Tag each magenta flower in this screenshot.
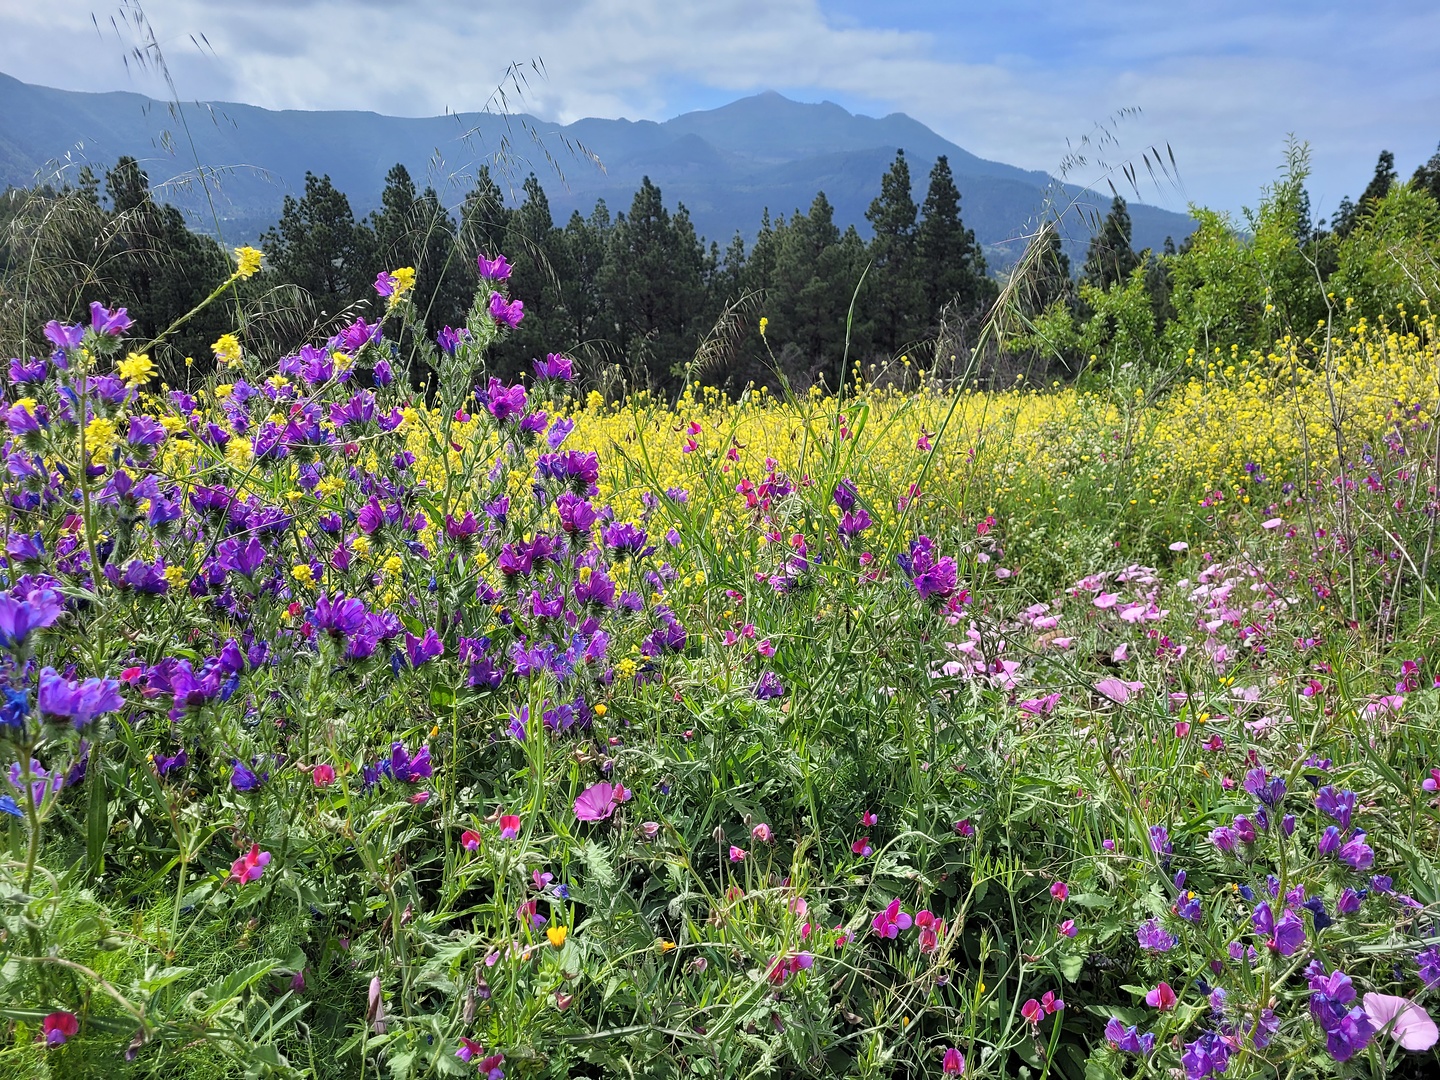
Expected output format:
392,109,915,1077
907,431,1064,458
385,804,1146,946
1018,692,1061,715
870,898,913,939
89,301,133,335
41,1011,78,1046
1050,881,1069,901
1095,677,1143,705
942,1047,965,1075
1059,918,1077,937
498,814,522,839
1145,982,1177,1010
461,829,481,851
230,844,271,885
476,253,512,280
574,781,627,822
488,292,524,328
728,845,747,862
851,836,873,858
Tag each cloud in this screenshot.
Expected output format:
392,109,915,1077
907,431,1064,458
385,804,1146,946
3,0,1438,216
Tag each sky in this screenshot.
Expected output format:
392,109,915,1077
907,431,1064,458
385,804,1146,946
1,0,1437,219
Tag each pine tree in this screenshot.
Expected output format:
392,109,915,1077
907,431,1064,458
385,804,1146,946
915,155,995,329
1081,196,1140,290
1412,144,1440,205
262,172,375,322
1334,151,1399,237
865,150,924,356
558,202,612,349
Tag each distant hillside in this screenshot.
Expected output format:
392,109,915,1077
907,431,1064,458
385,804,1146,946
0,73,1194,267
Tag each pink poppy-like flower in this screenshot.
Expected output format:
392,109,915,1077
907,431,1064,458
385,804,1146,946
751,823,773,842
1050,881,1069,901
729,845,747,862
574,781,628,822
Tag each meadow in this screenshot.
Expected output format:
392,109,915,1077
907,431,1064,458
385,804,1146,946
0,210,1439,1080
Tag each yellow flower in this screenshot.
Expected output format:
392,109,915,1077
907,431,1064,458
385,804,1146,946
85,417,118,457
546,926,568,948
759,316,769,337
233,246,263,279
658,939,677,952
214,384,234,399
159,415,186,435
117,351,156,387
387,267,416,306
351,536,371,557
292,564,315,586
225,437,253,468
383,555,404,577
212,333,243,367
593,703,607,717
163,566,186,589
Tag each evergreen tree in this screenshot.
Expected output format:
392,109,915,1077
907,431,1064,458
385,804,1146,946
1412,144,1440,205
1334,151,1399,238
770,192,868,371
495,173,565,374
915,155,995,329
558,202,612,350
458,166,512,264
103,156,230,375
598,177,706,391
865,150,924,356
262,172,375,321
1081,196,1140,290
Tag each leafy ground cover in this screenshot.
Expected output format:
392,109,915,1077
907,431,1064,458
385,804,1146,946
0,249,1438,1079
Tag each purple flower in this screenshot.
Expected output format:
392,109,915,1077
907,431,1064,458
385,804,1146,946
1136,917,1176,952
217,536,267,578
10,356,47,382
230,760,265,792
1315,786,1356,831
1181,1032,1230,1079
1243,766,1286,807
1104,1018,1156,1055
482,377,528,422
0,587,65,651
89,302,134,335
1318,824,1342,857
533,353,574,380
754,671,785,700
1338,833,1374,871
1416,945,1440,990
1268,908,1306,955
870,898,913,939
488,292,524,328
546,417,575,450
1209,825,1239,853
314,594,367,638
556,493,597,534
1336,887,1363,915
37,668,123,732
43,321,85,352
404,629,443,668
898,536,958,601
436,326,467,355
476,253,512,281
390,742,432,783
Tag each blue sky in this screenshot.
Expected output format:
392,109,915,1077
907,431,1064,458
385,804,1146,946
2,0,1437,219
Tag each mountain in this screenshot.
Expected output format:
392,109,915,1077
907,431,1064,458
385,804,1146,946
0,73,1194,267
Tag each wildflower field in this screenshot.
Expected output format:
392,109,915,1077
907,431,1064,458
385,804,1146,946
1,239,1439,1080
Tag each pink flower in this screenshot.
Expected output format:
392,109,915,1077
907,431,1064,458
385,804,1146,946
1018,692,1061,716
1096,677,1144,705
1050,881,1069,901
1058,918,1078,937
954,818,974,837
729,845,747,862
1422,768,1440,793
942,1047,965,1075
1145,981,1177,1010
860,810,878,826
498,814,522,839
1362,993,1438,1051
461,829,481,851
1021,998,1043,1025
757,639,775,658
41,1011,78,1046
312,763,336,787
1174,721,1192,738
851,836,873,857
1041,990,1064,1014
870,898,913,938
574,782,625,822
640,821,660,839
230,844,271,885
751,823,773,842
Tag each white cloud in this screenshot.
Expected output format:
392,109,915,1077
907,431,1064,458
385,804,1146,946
2,0,1437,215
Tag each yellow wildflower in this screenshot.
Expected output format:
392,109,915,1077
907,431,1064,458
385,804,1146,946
292,564,315,586
85,417,118,457
163,566,186,589
233,246,263,279
117,351,156,387
546,926,568,948
212,334,243,367
225,437,253,468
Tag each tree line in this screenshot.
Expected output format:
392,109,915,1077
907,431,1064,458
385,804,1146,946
4,139,1439,391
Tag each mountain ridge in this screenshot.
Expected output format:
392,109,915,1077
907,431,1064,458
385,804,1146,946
0,71,1194,264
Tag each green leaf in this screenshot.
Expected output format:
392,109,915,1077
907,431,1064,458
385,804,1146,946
86,761,108,880
1057,953,1084,982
